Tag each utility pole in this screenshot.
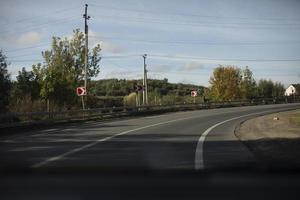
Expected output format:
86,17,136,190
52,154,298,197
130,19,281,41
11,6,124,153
143,54,148,105
83,4,90,109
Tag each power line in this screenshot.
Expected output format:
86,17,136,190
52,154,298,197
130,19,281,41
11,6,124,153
97,54,300,62
9,59,43,62
0,6,81,26
91,14,300,30
92,13,300,26
6,54,42,59
8,54,300,63
103,60,142,80
3,43,50,53
148,54,300,62
104,59,134,71
89,35,300,46
101,54,142,59
150,71,209,76
89,3,300,22
100,54,300,62
0,15,79,35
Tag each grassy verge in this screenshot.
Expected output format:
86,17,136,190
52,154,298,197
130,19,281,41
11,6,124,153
289,113,300,126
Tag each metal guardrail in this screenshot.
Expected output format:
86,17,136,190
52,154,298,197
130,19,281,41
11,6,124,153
0,97,299,127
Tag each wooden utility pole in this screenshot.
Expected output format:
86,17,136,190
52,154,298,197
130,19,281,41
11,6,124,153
143,54,148,105
83,4,90,109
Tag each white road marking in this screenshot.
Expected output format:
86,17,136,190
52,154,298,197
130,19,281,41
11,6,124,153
39,128,58,133
28,105,299,169
32,116,196,168
194,110,277,170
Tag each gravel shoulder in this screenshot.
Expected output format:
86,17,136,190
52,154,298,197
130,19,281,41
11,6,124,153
235,109,300,169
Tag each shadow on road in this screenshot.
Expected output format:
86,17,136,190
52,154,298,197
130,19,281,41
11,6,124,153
1,131,300,172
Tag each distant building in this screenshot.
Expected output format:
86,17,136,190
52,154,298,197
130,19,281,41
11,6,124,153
285,84,300,96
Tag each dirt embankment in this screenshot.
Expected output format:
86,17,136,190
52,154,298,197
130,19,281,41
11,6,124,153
235,109,300,169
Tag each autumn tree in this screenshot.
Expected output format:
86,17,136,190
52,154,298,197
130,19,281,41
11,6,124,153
209,65,242,101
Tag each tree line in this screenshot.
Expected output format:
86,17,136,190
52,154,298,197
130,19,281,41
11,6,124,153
0,29,288,114
207,65,285,101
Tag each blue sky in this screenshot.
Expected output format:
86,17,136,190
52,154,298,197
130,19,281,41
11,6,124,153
0,0,300,86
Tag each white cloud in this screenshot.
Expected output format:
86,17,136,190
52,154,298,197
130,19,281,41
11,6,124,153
100,41,123,54
0,31,43,47
150,64,172,72
15,32,42,46
148,54,222,65
179,62,204,71
89,30,124,54
104,70,142,79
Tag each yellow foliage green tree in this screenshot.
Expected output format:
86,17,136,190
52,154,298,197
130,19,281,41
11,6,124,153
209,65,242,101
124,92,137,107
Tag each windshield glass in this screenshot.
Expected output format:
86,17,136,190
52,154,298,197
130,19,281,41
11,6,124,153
0,0,300,174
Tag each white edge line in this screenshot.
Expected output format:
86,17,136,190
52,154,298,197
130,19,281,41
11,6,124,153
32,116,195,168
194,110,276,170
32,106,298,169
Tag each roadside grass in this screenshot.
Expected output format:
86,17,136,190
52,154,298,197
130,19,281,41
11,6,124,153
289,112,300,126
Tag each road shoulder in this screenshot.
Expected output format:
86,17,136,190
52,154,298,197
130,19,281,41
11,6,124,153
235,109,300,169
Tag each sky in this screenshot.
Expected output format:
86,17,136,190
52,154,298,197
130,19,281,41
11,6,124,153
0,0,300,87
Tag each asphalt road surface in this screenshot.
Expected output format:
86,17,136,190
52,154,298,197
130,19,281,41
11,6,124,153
1,103,300,171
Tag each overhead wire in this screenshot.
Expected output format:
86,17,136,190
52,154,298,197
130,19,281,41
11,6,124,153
91,13,300,30
89,35,300,46
0,5,81,26
148,54,300,62
3,42,50,53
0,15,80,35
3,4,300,65
91,12,300,26
103,59,137,71
89,3,300,22
8,59,44,62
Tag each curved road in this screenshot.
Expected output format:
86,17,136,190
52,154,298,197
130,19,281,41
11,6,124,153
1,103,299,171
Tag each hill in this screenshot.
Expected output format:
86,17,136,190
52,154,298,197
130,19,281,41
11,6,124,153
88,78,206,108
